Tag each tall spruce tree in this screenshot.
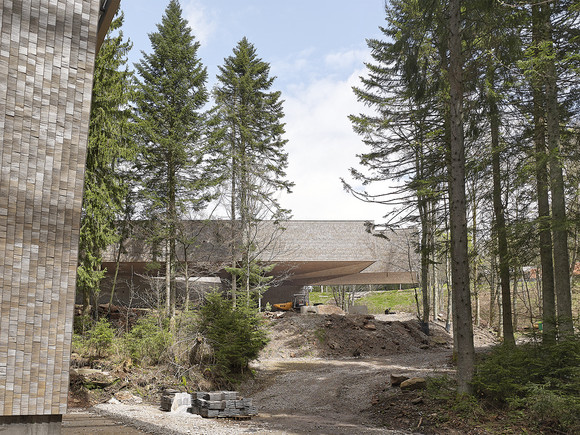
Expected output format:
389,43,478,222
517,0,580,338
210,37,293,306
448,0,475,393
78,13,134,318
133,0,218,316
347,0,448,333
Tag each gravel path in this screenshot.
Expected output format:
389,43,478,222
86,313,496,435
92,401,415,434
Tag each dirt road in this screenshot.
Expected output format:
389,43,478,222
87,312,485,434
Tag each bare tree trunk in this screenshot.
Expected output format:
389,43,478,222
542,2,573,336
497,286,503,338
489,253,496,328
108,237,125,310
471,188,480,327
448,0,474,393
184,259,190,311
512,273,518,332
489,68,515,346
444,196,452,333
532,5,556,342
432,248,438,321
532,4,556,343
165,239,171,313
230,166,237,307
419,195,430,334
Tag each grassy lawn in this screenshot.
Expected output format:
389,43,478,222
309,288,418,314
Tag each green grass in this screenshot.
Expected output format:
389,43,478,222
355,289,417,314
308,289,418,314
308,292,334,305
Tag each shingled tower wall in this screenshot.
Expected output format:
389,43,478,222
0,0,101,430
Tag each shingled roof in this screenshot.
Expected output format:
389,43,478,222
103,220,419,286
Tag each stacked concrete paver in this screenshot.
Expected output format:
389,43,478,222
162,391,258,418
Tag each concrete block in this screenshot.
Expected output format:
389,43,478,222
203,392,222,401
221,391,237,400
199,408,219,418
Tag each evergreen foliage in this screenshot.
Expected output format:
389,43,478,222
86,318,116,358
210,37,293,303
472,338,580,433
78,13,134,316
198,292,268,378
133,0,220,314
125,315,173,366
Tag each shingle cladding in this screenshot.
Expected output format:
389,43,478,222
104,220,417,277
260,220,415,272
0,0,98,416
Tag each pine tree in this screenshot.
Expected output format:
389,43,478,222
517,0,580,338
210,37,293,306
133,0,218,316
78,13,134,318
448,0,475,394
347,0,449,333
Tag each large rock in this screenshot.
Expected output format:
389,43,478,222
390,374,409,386
400,377,427,391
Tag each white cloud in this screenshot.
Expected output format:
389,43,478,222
270,48,317,83
324,48,370,71
280,67,393,222
183,0,217,45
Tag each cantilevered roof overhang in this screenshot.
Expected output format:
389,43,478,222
104,220,419,287
97,0,121,51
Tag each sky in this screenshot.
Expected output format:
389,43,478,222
120,0,392,223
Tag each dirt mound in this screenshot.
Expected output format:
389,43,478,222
260,312,452,359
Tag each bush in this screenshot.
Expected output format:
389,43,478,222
125,315,173,366
516,385,580,434
86,318,115,358
198,292,269,378
473,336,580,432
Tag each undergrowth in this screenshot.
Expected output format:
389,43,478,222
471,336,580,434
72,294,270,391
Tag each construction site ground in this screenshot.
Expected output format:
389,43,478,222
68,311,499,434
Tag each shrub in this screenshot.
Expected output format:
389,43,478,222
86,318,115,358
473,336,580,432
517,385,580,434
125,315,173,366
198,292,269,378
71,317,115,358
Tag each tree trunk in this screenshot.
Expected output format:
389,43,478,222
512,273,518,332
184,257,190,311
108,237,124,308
448,0,474,393
532,5,556,343
489,253,496,328
419,194,430,334
489,70,515,346
231,149,237,307
542,2,574,336
432,246,438,321
472,189,480,327
165,239,171,313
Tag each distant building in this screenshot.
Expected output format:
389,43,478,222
96,220,419,307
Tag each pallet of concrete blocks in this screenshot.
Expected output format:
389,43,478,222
190,391,258,418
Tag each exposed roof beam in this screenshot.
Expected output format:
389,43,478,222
96,0,121,52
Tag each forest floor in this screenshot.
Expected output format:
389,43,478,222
68,311,548,434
